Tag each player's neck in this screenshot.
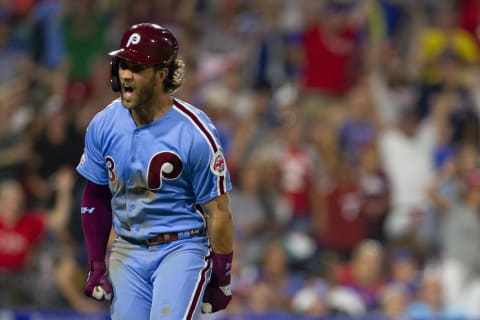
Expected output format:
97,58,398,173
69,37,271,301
131,95,173,126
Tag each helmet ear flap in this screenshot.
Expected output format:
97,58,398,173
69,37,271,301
110,57,121,92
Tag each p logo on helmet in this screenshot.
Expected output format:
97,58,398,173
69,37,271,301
126,33,141,47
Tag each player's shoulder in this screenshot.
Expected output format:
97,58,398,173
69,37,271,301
89,98,124,126
171,98,224,156
172,97,209,118
171,97,214,127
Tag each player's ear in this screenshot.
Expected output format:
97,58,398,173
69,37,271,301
155,67,169,82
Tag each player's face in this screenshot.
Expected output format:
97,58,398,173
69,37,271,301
118,59,158,110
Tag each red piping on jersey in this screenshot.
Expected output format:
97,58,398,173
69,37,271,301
173,100,226,194
185,253,211,319
174,100,218,153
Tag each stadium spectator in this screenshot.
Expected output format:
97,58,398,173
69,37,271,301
245,280,278,315
316,153,367,257
377,282,409,319
439,170,480,316
254,239,305,312
300,0,366,98
0,10,33,86
199,65,241,164
338,83,378,167
291,278,329,316
405,267,466,319
0,80,32,182
245,0,301,91
386,247,421,298
456,143,480,178
72,57,117,133
357,142,391,243
413,0,480,86
229,164,268,266
25,108,82,208
370,62,451,253
308,105,343,191
228,82,280,177
23,0,67,108
62,0,109,107
274,111,318,232
336,239,385,311
425,140,458,253
55,247,110,313
0,167,74,307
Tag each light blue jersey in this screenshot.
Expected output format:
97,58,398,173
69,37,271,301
77,97,232,240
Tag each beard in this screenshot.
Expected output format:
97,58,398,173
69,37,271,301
121,76,156,111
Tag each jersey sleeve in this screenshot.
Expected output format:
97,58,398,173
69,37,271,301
76,118,109,185
188,125,232,205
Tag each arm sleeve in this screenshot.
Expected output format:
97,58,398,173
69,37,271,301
77,119,109,185
81,180,113,263
188,128,232,204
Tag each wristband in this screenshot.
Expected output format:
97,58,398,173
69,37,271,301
89,261,107,272
211,251,233,286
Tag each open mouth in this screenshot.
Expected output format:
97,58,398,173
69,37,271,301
122,83,135,99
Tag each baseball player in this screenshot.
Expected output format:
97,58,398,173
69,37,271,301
76,23,234,319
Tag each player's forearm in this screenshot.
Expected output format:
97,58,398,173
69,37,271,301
207,210,234,254
204,193,234,254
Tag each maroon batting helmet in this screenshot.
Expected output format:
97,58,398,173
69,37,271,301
109,23,178,65
109,23,178,92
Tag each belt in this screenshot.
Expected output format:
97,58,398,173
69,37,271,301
120,228,206,246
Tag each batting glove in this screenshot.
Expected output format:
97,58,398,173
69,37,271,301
202,272,232,313
85,261,112,301
201,251,233,313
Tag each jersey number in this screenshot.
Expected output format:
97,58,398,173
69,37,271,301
147,151,183,190
106,156,116,182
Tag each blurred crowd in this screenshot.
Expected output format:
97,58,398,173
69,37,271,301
1,0,480,318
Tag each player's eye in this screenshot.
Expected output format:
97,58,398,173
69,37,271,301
119,60,149,73
118,60,128,70
130,64,149,72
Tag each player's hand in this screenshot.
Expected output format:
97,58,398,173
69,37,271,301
85,261,112,301
201,272,232,313
201,251,233,313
